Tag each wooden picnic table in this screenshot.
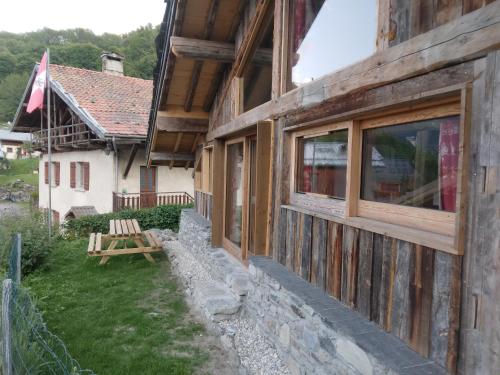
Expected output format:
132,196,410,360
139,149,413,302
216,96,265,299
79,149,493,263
87,219,163,265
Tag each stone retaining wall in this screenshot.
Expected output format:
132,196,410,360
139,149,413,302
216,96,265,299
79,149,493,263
177,209,446,375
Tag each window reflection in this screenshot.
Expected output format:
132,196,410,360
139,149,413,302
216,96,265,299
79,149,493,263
361,116,460,212
290,0,377,88
225,143,244,247
297,129,348,199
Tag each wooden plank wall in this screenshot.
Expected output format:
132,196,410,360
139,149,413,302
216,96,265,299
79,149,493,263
277,206,462,372
389,0,495,47
194,190,213,220
458,51,500,375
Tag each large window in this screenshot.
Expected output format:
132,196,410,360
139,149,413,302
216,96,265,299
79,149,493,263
361,116,460,213
289,101,465,246
243,3,274,112
296,129,348,198
288,0,377,90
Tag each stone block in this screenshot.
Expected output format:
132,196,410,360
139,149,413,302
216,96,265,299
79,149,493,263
279,323,291,348
336,338,373,375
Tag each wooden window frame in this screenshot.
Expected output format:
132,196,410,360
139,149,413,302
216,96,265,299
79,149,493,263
290,121,351,217
351,102,462,238
287,96,469,255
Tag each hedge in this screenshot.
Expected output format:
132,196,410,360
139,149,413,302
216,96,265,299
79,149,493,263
63,204,192,238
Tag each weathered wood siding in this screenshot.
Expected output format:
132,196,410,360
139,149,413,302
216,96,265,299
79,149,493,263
389,0,495,47
194,190,213,221
277,206,461,372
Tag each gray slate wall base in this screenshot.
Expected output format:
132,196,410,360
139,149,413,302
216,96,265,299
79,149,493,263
248,257,449,375
177,209,447,375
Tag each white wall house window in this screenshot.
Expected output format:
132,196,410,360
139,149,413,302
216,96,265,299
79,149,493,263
70,161,89,191
76,162,85,190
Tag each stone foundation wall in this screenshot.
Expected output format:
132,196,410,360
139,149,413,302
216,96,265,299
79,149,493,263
178,209,244,286
177,209,446,375
247,258,447,375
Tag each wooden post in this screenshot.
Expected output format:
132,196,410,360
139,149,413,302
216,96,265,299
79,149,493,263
2,279,13,375
15,234,21,284
212,139,225,247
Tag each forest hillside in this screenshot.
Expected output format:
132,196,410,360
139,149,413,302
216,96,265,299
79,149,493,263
0,25,158,124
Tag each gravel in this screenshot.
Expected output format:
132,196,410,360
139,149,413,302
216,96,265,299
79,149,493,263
159,234,290,375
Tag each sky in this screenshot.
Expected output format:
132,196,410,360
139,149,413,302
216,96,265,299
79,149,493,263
292,0,377,85
0,0,166,35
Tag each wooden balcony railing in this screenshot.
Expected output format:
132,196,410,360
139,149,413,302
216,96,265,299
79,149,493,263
33,123,91,148
112,191,194,212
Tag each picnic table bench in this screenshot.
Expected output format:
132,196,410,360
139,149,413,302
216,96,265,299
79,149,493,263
87,219,163,265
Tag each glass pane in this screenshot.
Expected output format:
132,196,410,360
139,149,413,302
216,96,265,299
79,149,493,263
361,116,460,212
290,0,377,89
243,6,273,112
296,129,348,199
225,143,244,247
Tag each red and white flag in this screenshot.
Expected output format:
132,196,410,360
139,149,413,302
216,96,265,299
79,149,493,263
27,52,48,113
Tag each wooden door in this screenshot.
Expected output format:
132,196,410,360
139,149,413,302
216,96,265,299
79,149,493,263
140,166,157,208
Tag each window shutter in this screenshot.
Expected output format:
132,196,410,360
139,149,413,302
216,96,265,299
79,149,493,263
70,162,76,188
83,162,90,191
55,162,60,186
44,162,49,184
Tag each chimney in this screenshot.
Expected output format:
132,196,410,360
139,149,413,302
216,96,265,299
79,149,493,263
101,52,124,76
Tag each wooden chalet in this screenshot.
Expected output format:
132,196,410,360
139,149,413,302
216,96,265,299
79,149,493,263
148,1,500,373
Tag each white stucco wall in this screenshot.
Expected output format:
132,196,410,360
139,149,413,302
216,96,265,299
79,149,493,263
39,147,194,219
117,147,194,197
39,149,115,217
1,143,24,160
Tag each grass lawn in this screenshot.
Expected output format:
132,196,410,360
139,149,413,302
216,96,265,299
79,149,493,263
24,238,210,375
0,158,39,186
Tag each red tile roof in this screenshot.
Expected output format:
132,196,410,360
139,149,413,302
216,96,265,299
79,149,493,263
50,64,152,137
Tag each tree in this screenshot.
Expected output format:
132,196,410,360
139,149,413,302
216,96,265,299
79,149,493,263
0,24,159,122
0,50,17,81
0,73,29,122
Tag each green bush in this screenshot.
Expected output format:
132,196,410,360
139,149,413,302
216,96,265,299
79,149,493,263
0,212,56,277
63,204,193,238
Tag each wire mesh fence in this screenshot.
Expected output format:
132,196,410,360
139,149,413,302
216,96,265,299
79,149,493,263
7,234,21,283
2,234,95,375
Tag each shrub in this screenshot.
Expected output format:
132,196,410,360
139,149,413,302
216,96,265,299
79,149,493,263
0,212,55,277
63,204,192,238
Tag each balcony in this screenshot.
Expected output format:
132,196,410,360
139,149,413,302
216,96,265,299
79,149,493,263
112,191,194,212
33,123,93,149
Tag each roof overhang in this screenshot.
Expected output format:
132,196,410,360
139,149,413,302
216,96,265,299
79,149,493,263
147,0,247,167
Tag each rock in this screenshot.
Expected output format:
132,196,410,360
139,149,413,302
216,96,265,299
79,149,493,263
335,339,373,375
226,271,250,297
194,282,241,321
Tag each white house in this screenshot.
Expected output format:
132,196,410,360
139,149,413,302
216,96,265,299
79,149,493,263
11,53,194,223
0,130,32,160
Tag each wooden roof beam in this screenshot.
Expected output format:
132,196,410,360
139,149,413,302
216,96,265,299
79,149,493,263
169,133,183,169
123,144,138,179
156,116,208,133
150,152,195,162
171,36,272,65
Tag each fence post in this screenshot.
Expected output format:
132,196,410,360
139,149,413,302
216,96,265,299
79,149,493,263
2,279,13,375
15,234,21,284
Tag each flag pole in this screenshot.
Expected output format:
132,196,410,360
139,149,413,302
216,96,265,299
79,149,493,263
47,48,52,238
